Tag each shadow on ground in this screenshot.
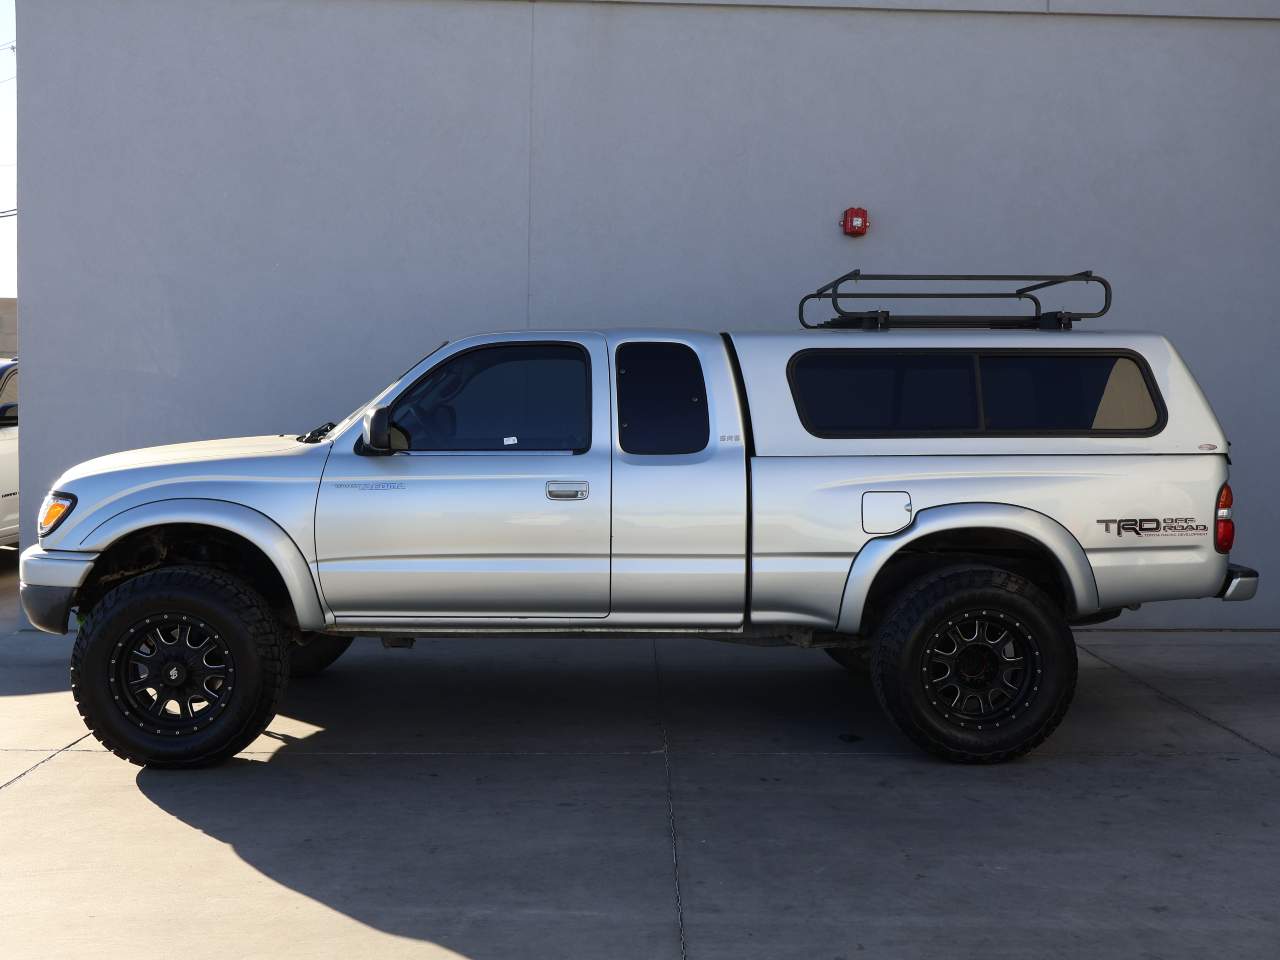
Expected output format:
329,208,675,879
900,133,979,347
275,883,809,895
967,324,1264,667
131,639,889,956
125,633,1280,959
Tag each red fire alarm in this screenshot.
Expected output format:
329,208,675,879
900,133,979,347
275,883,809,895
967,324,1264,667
841,207,871,237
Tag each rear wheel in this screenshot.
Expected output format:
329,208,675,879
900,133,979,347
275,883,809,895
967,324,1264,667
870,565,1077,764
288,634,353,678
70,566,288,768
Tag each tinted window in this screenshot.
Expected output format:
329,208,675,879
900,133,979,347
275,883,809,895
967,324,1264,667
616,342,710,455
390,344,589,451
789,351,979,436
981,355,1158,432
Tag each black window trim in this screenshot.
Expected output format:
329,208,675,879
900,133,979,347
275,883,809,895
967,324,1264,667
786,347,1167,440
614,340,712,457
388,340,594,454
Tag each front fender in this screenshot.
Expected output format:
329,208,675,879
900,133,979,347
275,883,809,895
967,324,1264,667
835,503,1100,635
74,498,329,630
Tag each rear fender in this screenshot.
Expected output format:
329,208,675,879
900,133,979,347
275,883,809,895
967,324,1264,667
835,503,1100,635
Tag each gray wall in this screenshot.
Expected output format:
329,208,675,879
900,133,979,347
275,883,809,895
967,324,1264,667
19,0,1280,626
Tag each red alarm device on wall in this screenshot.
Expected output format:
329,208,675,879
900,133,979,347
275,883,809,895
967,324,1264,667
841,207,870,237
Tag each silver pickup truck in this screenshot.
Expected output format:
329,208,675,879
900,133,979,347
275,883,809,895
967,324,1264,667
20,272,1258,767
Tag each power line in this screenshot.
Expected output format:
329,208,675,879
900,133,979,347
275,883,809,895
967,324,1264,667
0,210,15,219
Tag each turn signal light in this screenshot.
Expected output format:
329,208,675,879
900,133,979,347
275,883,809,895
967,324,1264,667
1214,483,1234,554
38,492,76,537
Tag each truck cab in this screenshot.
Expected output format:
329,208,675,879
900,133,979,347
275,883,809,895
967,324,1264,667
316,330,748,628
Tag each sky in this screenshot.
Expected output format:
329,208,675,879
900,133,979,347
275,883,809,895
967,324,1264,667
0,1,15,298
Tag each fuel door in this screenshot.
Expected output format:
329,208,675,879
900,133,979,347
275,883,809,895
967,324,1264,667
863,491,913,535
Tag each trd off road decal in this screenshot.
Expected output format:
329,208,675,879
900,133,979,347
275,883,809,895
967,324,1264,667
1096,517,1208,538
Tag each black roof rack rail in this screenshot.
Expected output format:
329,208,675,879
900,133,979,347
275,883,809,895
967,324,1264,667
798,271,1111,331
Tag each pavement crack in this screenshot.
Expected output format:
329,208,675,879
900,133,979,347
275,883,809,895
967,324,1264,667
1078,641,1279,761
0,734,91,792
652,640,689,960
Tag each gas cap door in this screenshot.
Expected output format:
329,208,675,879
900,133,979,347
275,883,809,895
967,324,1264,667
862,491,913,535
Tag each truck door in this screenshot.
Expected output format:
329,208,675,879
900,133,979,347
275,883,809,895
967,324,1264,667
314,334,612,619
607,334,748,626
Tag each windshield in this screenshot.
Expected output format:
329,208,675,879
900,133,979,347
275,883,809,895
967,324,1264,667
323,342,449,441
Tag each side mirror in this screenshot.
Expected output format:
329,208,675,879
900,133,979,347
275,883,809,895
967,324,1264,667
0,402,16,427
360,406,392,455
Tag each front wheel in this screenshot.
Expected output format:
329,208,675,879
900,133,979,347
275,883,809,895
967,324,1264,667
871,565,1077,764
70,566,289,768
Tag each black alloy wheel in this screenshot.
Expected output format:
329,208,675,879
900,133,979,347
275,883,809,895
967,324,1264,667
920,611,1040,730
112,614,236,735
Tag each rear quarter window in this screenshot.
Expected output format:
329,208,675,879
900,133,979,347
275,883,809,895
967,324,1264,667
788,349,1163,438
616,342,710,455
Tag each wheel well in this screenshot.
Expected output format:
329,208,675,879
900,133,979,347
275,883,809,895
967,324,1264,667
75,524,296,627
859,528,1073,637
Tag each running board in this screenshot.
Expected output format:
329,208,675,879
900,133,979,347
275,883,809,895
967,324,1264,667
329,625,848,648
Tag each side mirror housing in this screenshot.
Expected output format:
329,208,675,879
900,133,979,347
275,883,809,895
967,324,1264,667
360,406,392,455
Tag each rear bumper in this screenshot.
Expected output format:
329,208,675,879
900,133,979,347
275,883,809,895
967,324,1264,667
19,544,98,635
1217,563,1259,602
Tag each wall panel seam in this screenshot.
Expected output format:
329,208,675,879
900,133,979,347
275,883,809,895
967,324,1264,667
518,0,1280,23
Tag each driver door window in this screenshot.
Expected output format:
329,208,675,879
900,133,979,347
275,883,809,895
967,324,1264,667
390,344,589,452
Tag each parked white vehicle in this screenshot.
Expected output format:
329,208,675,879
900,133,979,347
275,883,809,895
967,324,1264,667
18,273,1258,767
0,358,18,546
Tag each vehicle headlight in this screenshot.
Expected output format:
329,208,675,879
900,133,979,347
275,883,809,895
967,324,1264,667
38,492,77,537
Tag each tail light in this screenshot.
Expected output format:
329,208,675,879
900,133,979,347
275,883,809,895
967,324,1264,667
1214,483,1234,554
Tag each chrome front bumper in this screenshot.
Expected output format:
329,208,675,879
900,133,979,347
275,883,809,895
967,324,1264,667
1218,563,1259,602
19,544,98,635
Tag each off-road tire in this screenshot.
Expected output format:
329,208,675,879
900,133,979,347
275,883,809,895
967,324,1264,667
70,565,288,768
289,634,353,678
870,565,1077,764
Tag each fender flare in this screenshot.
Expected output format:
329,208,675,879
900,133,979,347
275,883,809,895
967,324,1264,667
835,502,1100,635
74,498,329,630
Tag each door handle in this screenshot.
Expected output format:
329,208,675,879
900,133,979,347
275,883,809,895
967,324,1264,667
546,481,589,501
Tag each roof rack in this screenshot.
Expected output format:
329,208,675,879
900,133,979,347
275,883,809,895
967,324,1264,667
798,271,1111,331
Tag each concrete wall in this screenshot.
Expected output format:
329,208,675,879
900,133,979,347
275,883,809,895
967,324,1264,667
18,0,1280,626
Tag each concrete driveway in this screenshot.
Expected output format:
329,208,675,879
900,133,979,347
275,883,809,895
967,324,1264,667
1,551,1278,959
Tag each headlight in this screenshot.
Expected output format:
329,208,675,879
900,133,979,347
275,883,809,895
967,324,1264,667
38,492,77,537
